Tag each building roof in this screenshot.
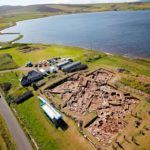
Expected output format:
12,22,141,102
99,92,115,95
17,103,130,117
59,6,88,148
39,69,48,75
57,60,70,67
62,61,81,70
27,71,42,80
28,70,41,76
41,104,62,120
38,96,62,121
15,91,33,104
21,70,43,86
39,68,46,72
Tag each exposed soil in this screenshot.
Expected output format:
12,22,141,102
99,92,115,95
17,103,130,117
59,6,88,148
45,69,138,145
18,46,43,53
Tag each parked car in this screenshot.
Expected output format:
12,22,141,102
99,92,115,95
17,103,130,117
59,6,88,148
25,62,33,67
34,64,38,67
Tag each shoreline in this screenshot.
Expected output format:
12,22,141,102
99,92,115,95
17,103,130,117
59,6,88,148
0,38,150,60
1,6,150,32
0,10,150,60
1,40,150,60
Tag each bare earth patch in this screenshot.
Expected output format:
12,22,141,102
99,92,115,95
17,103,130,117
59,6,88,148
18,46,44,53
45,69,138,145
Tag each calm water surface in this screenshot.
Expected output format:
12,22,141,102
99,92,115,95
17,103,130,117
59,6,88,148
2,10,150,58
0,34,18,42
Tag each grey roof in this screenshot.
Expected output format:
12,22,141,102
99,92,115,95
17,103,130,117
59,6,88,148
21,71,43,86
62,61,81,70
27,71,42,79
56,60,70,67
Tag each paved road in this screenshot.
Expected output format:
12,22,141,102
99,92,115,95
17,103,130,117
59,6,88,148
0,93,33,150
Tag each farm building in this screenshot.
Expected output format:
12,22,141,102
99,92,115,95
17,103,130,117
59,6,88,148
21,70,43,86
38,96,62,127
62,61,87,73
56,60,71,69
15,91,33,104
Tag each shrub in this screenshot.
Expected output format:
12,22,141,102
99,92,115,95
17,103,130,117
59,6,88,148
85,55,101,62
0,82,12,91
6,95,15,105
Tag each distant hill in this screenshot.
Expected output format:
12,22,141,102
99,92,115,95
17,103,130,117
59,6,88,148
0,5,62,15
0,2,150,16
0,2,150,30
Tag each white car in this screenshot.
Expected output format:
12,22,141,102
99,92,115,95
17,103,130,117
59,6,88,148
49,66,58,73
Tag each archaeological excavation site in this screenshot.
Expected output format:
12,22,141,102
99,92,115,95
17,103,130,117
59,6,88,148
45,69,139,146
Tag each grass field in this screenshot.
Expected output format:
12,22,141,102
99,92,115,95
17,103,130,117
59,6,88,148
121,77,150,94
0,44,150,76
0,114,17,150
0,44,91,66
0,44,150,150
14,96,92,150
0,53,18,71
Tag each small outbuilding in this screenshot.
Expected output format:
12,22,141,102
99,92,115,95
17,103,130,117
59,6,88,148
15,91,33,104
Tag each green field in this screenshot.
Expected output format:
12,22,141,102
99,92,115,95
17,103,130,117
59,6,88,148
0,44,150,76
0,114,17,150
0,44,90,66
121,77,150,94
0,53,18,71
0,44,150,150
14,96,92,150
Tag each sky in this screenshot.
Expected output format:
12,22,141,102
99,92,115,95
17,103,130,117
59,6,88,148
0,0,148,6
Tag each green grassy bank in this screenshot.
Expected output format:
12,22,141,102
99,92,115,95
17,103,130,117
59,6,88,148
0,114,17,150
0,44,150,76
0,53,18,71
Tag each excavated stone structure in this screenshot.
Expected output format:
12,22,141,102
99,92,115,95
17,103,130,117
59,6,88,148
45,69,138,144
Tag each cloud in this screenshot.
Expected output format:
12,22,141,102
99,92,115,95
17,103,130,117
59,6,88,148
0,0,145,6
